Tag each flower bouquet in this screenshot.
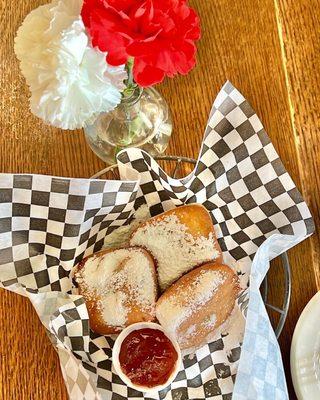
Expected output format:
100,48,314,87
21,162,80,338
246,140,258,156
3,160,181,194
15,0,201,163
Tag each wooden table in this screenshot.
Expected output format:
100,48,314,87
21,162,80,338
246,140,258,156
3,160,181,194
0,0,319,398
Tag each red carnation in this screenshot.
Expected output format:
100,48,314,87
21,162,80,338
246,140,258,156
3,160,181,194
81,0,201,87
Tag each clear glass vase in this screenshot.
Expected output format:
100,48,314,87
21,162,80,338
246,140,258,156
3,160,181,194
84,86,173,164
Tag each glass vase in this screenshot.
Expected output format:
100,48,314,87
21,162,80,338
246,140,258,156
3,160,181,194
84,86,173,164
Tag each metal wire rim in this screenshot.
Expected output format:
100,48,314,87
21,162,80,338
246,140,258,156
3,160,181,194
92,155,291,338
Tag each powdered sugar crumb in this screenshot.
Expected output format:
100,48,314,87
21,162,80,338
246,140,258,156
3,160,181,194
205,314,217,328
184,324,197,337
131,214,220,290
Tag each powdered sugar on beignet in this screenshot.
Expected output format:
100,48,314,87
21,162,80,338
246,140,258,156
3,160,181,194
130,204,222,291
156,262,240,350
74,247,157,334
156,268,226,335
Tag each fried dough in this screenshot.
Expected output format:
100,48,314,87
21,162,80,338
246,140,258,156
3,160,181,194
130,204,222,291
156,262,240,349
74,247,157,335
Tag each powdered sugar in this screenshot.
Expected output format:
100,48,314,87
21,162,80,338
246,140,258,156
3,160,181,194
204,313,217,328
130,214,220,291
183,324,197,338
180,303,245,357
75,248,156,328
101,292,127,327
179,315,217,348
156,269,226,337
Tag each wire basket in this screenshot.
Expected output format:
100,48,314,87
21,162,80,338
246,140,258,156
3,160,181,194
92,155,291,338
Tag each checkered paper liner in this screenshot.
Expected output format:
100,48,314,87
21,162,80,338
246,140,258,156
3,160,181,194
0,82,314,400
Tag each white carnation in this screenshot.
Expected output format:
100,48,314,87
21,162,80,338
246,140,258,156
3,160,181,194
14,0,127,130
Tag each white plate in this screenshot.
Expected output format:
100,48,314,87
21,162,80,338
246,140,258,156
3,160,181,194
291,291,320,399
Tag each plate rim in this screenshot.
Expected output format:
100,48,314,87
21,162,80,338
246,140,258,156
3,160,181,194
290,290,320,400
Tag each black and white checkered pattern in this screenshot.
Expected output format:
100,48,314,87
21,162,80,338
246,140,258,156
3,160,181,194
0,82,314,399
118,83,313,267
57,344,101,400
49,295,240,400
0,176,138,293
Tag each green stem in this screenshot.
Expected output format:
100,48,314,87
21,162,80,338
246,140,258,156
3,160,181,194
127,58,134,87
123,58,136,98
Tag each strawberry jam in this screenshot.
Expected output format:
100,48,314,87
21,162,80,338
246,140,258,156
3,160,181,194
119,328,178,388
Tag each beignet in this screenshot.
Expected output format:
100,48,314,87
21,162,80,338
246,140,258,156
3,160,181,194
74,247,157,335
156,262,240,350
130,204,222,291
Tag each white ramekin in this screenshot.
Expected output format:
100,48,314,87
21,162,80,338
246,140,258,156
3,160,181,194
112,322,182,393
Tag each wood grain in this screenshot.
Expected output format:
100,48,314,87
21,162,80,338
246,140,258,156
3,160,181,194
273,2,320,396
275,0,320,286
0,0,319,399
